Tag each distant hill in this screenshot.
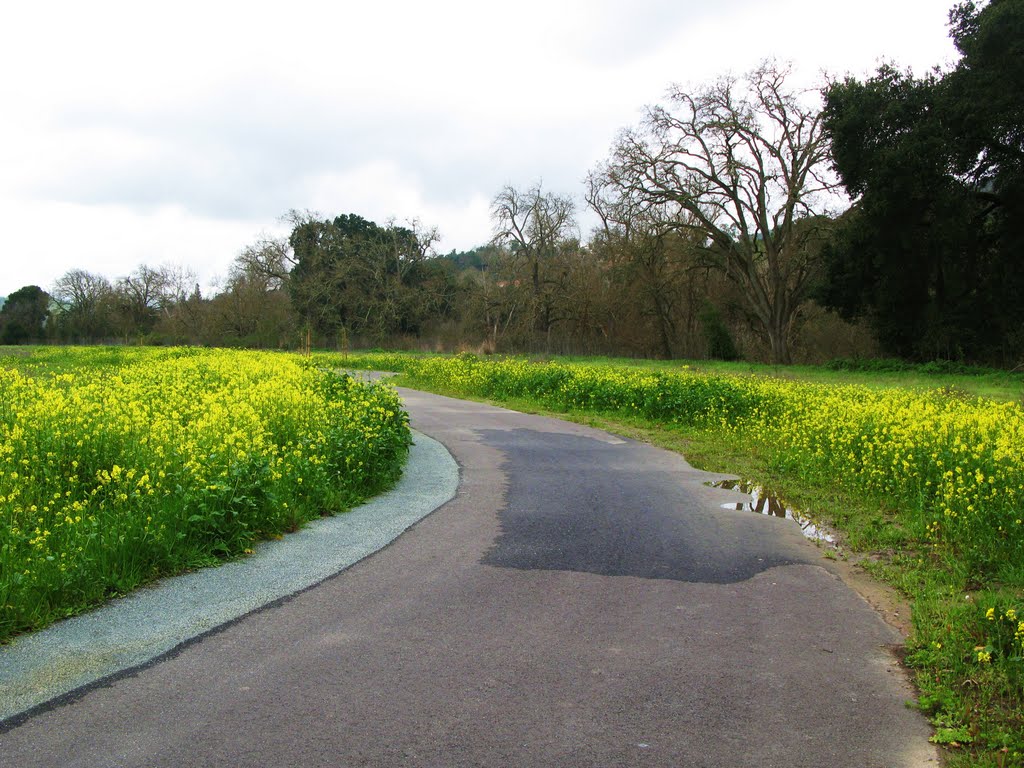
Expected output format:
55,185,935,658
0,296,5,311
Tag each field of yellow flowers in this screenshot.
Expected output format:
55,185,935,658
0,347,409,643
335,351,1023,763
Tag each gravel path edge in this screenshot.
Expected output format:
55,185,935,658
0,430,459,725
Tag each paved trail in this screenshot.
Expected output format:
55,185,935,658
0,388,937,767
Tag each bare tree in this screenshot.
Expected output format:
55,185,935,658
233,236,295,291
587,172,702,359
600,61,837,363
209,271,295,348
232,210,321,291
50,269,114,341
112,264,197,337
490,182,578,339
155,264,199,311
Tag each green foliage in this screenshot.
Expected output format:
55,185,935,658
825,357,1005,376
946,0,1024,193
288,213,455,342
698,302,739,361
821,0,1024,365
0,286,51,345
440,245,500,271
929,726,971,746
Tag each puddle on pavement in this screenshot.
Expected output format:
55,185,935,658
708,479,836,546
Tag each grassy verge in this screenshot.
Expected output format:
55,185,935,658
345,348,1024,402
0,347,411,643
331,350,1024,768
548,353,1024,401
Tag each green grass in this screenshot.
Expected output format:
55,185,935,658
330,350,1024,768
337,347,1024,401
544,353,1024,403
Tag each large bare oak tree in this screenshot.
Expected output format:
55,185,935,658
597,62,836,363
491,182,579,340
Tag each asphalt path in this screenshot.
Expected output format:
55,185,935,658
0,387,938,767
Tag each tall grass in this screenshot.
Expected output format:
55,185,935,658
0,347,410,642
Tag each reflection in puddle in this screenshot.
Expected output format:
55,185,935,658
709,480,836,546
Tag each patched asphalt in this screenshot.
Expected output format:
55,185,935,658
479,429,802,583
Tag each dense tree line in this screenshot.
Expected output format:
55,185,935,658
3,0,1017,365
0,198,860,363
0,286,51,345
820,0,1023,364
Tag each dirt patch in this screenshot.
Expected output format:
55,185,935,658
820,554,914,638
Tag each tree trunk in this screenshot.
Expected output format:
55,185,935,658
652,293,673,359
767,316,792,365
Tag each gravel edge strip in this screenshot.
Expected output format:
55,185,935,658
0,430,459,723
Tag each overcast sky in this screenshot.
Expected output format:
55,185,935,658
0,0,960,297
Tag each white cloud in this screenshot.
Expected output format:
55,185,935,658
0,198,263,294
0,0,960,296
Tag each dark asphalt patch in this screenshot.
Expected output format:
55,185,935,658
479,430,805,584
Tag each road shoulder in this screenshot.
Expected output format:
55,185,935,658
0,430,458,726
